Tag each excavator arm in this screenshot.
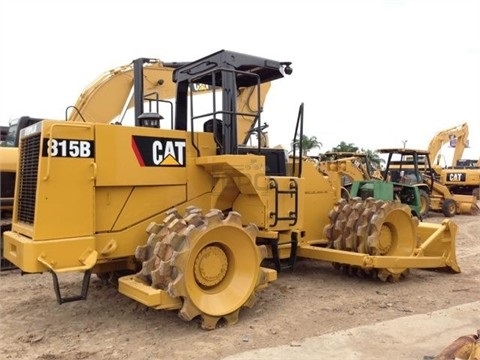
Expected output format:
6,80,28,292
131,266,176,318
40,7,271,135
427,122,469,171
67,58,271,145
67,59,183,124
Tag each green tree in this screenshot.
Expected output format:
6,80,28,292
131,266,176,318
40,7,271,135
291,134,322,155
331,141,358,153
361,148,385,170
330,141,385,172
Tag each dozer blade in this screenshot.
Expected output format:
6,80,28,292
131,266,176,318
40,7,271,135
416,219,460,273
453,194,480,215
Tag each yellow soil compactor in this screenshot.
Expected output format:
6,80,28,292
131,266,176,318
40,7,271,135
4,50,460,329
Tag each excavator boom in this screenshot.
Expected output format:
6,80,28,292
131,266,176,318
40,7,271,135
427,122,469,170
67,59,183,124
67,58,271,145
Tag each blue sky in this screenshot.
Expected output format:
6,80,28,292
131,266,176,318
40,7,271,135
1,0,478,162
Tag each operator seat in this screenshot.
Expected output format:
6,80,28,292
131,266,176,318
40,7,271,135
203,119,223,146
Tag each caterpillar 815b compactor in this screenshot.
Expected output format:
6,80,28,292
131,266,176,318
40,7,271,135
4,50,460,330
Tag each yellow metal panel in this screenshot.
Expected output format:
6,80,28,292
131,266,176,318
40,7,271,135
33,121,95,240
34,157,95,240
94,185,186,232
93,219,162,260
94,187,132,231
3,230,95,273
94,124,187,186
113,185,186,230
298,161,337,242
1,147,18,172
197,154,267,195
185,132,217,202
234,194,266,227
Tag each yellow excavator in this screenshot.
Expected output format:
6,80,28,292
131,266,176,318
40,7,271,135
427,122,480,200
377,148,478,218
4,50,460,330
428,122,470,171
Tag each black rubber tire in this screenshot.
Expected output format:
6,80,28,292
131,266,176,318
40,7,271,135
340,186,351,201
442,198,457,217
419,190,430,219
472,187,480,200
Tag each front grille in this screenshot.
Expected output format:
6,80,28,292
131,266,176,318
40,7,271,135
17,134,40,224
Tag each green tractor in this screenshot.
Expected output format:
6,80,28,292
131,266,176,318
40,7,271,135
350,148,434,220
351,148,479,219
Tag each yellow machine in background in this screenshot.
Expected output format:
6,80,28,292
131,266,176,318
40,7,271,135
1,116,43,270
316,151,383,199
4,50,460,330
428,122,470,171
380,148,478,218
427,122,480,200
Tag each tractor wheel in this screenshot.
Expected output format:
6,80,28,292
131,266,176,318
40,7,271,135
340,186,351,201
135,207,270,330
323,198,418,282
419,189,430,218
442,199,457,217
472,187,480,200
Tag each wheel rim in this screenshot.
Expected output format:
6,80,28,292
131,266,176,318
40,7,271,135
193,245,228,287
367,201,418,280
173,212,261,317
367,201,417,258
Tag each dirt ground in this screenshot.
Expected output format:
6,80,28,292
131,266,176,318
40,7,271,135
1,210,479,360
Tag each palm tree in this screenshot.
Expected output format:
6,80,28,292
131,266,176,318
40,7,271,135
331,141,358,153
362,148,385,170
291,134,322,156
329,141,385,175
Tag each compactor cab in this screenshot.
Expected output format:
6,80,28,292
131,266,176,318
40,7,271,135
172,50,291,154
